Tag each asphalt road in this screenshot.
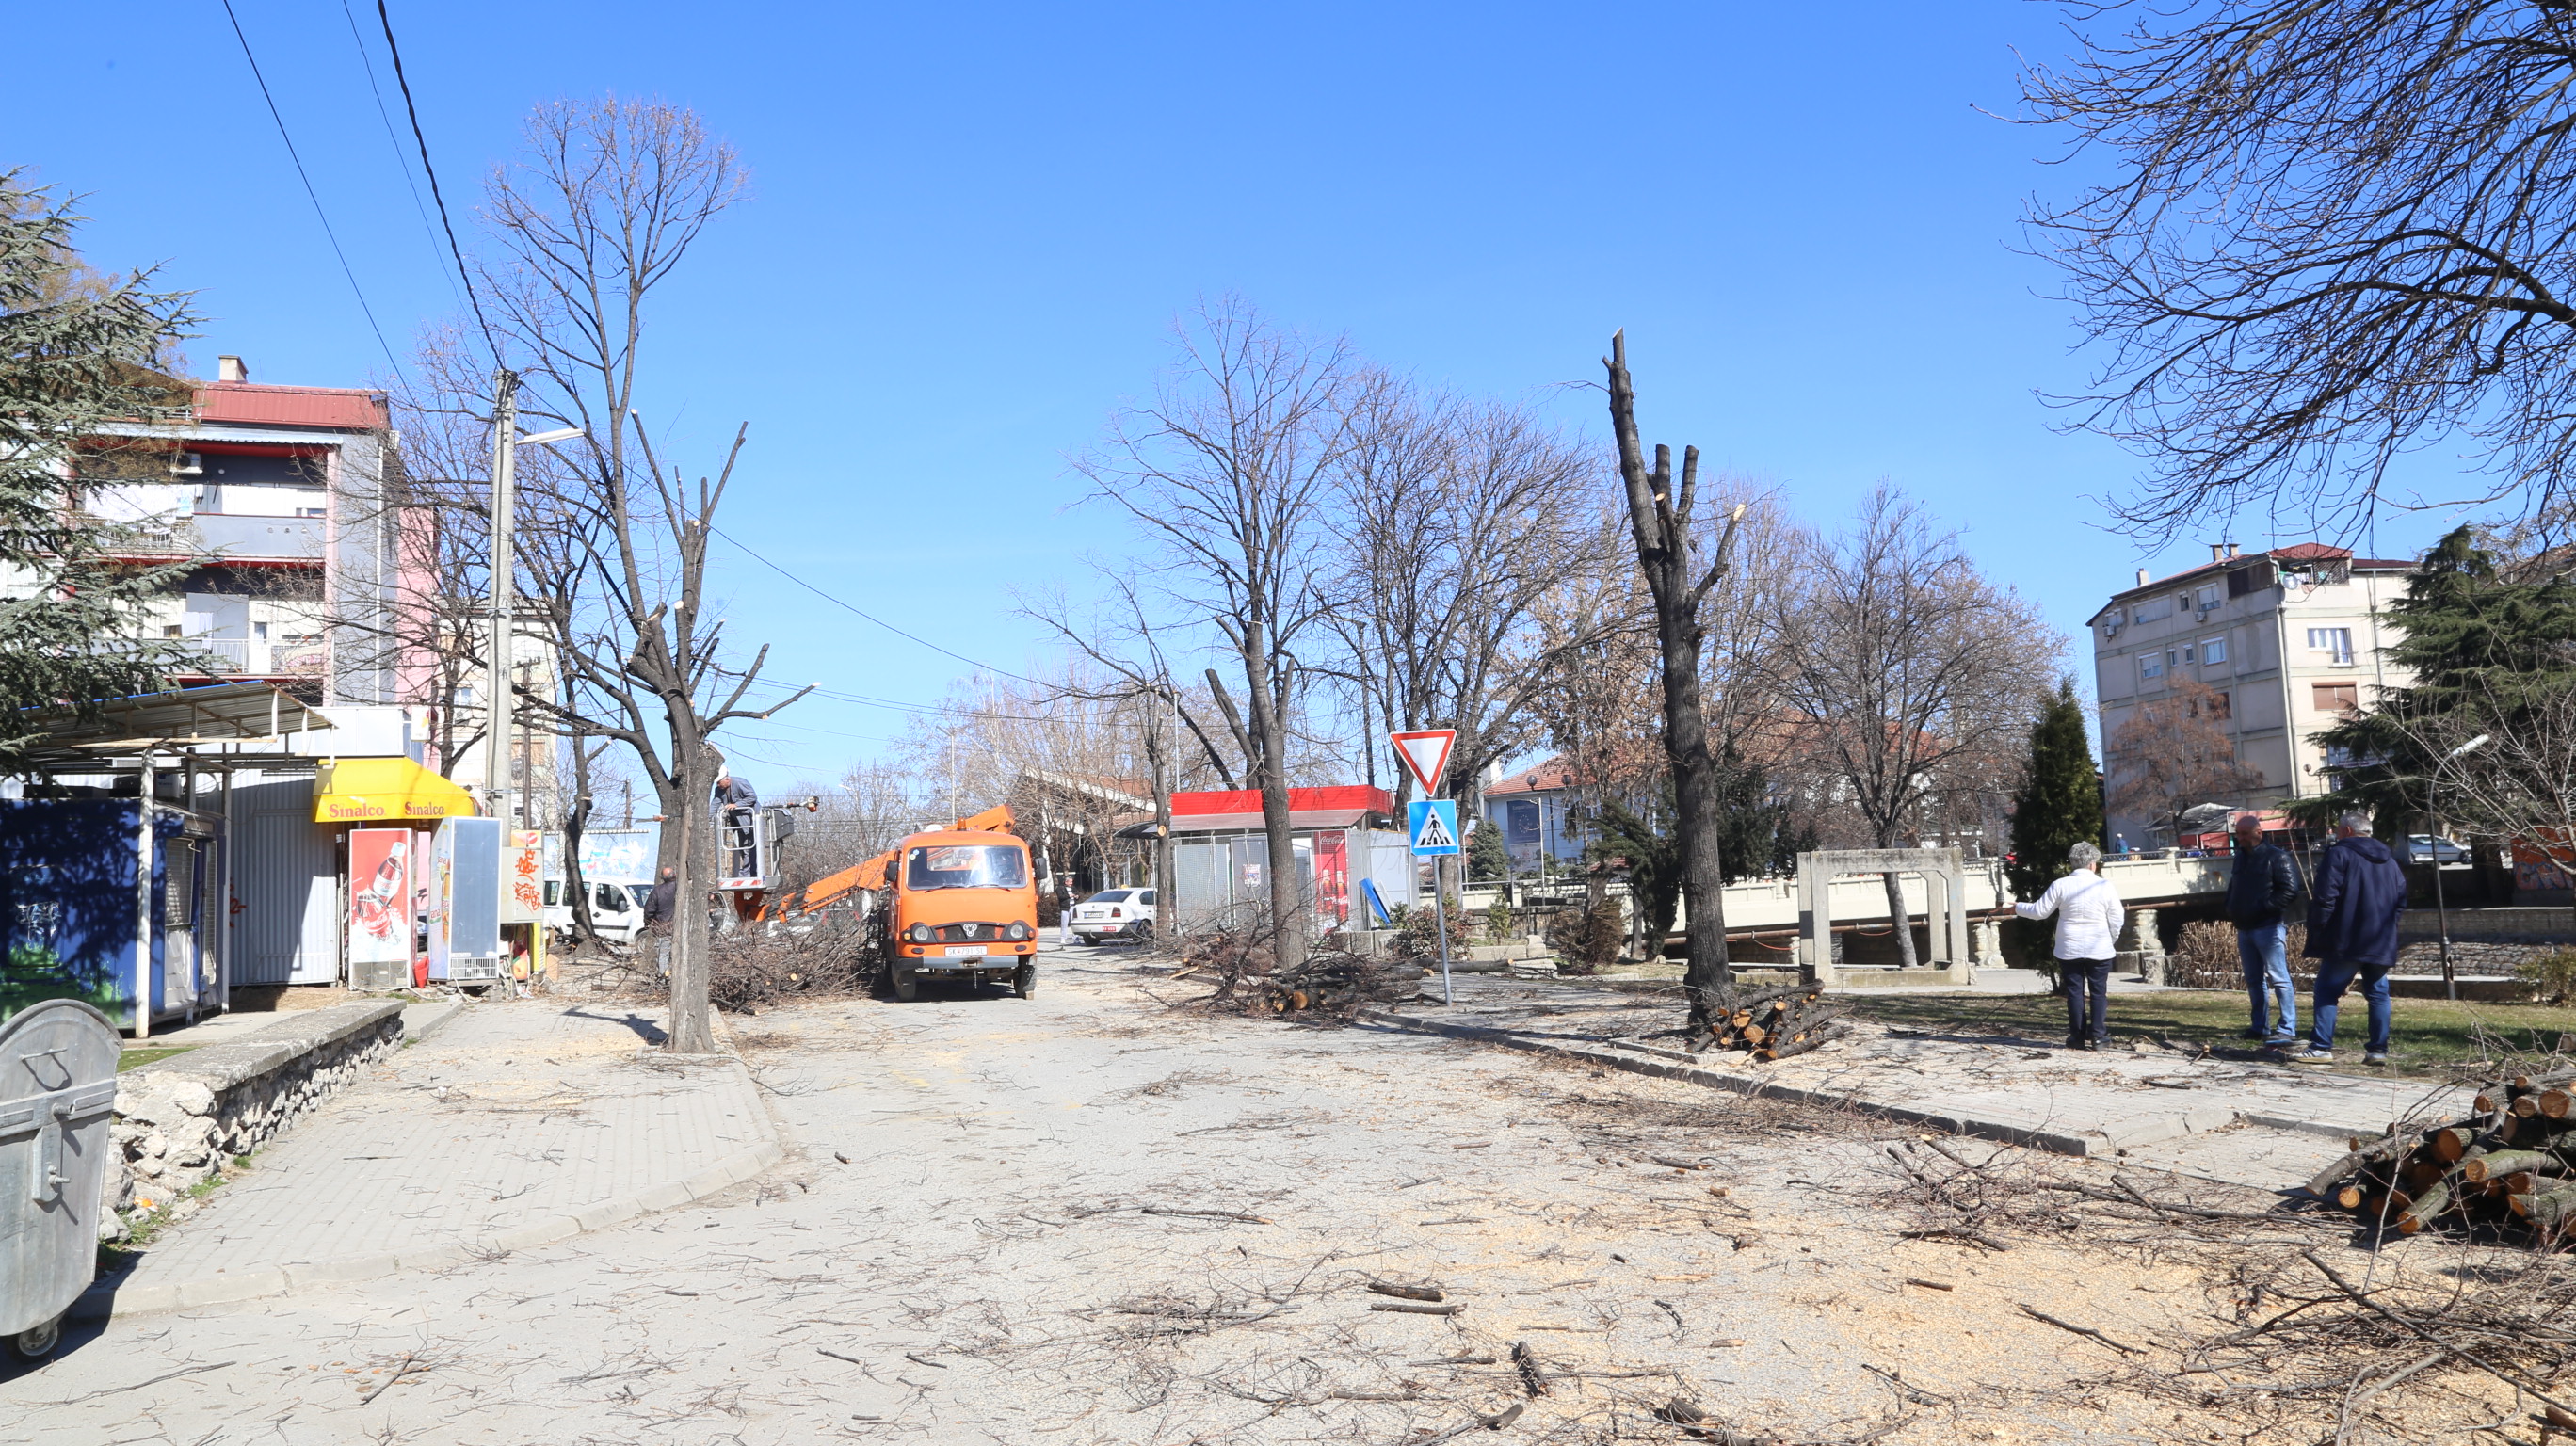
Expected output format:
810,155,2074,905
2,945,2268,1444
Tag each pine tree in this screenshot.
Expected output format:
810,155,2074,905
2008,678,2106,904
2312,525,2576,832
1466,813,1510,882
2,172,201,767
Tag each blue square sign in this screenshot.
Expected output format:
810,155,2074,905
1407,799,1461,857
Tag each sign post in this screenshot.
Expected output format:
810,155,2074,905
1392,728,1463,1004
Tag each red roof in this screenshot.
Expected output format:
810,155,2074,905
1485,758,1583,797
1171,785,1394,818
2115,543,2416,601
195,381,388,431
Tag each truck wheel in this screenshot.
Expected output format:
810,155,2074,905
13,1316,61,1358
892,971,919,1003
1013,964,1036,1000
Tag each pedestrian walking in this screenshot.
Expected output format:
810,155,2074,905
644,864,678,978
2298,811,2408,1067
2010,840,2126,1050
2225,812,2304,1047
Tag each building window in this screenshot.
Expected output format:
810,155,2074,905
2313,682,2359,714
2199,636,2227,667
2138,652,2164,682
2306,626,2354,664
2198,586,2221,611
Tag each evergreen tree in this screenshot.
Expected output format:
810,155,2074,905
2311,526,2576,832
2,172,201,767
2007,678,2106,905
1591,752,1805,961
1466,813,1510,882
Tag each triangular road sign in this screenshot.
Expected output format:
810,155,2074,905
1389,729,1457,797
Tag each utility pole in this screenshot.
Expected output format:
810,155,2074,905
483,368,520,823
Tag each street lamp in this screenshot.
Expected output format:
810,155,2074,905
483,368,586,827
2430,732,2492,1001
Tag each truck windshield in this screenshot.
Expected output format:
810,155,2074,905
905,844,1028,892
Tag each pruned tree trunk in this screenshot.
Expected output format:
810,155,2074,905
1603,332,1745,1032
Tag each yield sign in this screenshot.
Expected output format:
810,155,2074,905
1388,729,1456,797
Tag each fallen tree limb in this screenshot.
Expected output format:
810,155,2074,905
2017,1303,2140,1355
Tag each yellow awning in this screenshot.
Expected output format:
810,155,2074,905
312,757,479,824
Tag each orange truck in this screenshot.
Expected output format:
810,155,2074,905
766,805,1038,1001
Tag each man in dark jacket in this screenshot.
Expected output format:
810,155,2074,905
2226,813,2303,1046
2297,812,2408,1066
643,866,678,978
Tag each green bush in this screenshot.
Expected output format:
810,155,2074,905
1391,898,1473,962
1485,896,1514,942
2518,949,2576,1006
1545,898,1623,974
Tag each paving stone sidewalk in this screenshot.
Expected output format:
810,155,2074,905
80,999,781,1319
1364,977,2474,1187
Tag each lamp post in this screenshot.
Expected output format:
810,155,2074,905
481,366,584,824
2431,732,2492,1001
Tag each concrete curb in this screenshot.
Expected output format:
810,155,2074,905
1358,1007,2335,1158
74,1049,784,1322
398,998,465,1044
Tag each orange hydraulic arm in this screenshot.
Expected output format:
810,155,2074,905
764,803,1016,919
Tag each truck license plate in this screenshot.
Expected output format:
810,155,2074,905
944,945,989,957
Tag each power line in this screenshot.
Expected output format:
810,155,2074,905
217,0,405,379
338,0,461,313
371,0,502,363
705,522,1045,686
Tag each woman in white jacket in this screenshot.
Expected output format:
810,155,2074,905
2011,841,2125,1051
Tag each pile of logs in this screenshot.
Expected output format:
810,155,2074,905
2308,1069,2576,1236
1265,952,1427,1014
1690,986,1852,1063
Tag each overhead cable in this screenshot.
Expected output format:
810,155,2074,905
371,0,503,363
218,0,405,378
705,522,1045,687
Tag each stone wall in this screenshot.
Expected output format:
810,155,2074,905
105,1001,404,1235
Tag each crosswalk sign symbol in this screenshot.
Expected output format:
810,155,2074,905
1408,799,1461,857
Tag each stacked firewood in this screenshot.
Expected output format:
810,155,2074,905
1265,952,1427,1014
1691,986,1852,1063
2308,1069,2576,1236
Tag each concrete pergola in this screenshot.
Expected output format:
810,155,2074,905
1795,846,1973,988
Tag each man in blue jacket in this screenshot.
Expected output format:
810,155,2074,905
2226,813,2303,1047
2297,812,2408,1066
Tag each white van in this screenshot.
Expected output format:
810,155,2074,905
544,878,647,944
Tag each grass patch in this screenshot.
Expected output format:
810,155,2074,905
1851,987,2576,1078
97,1156,249,1274
117,1045,199,1072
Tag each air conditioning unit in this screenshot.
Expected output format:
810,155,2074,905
169,452,203,476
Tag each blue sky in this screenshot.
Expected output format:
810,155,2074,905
7,2,2472,785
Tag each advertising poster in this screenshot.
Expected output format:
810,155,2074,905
346,827,412,968
501,829,543,924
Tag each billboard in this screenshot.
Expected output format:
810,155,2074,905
346,828,412,972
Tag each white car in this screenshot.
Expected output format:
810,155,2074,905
1070,888,1156,944
544,878,647,944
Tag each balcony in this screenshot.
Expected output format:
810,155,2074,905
190,511,323,563
180,636,325,679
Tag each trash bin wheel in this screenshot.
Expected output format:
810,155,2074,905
892,970,918,1003
13,1316,61,1358
1013,964,1037,1000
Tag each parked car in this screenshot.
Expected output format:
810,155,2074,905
2406,834,2471,865
545,878,647,943
1070,888,1156,944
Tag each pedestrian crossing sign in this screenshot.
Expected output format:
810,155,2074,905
1408,799,1461,857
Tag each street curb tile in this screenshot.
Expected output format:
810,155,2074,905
70,1083,786,1324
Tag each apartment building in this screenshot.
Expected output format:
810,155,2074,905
2089,541,2416,844
81,355,414,711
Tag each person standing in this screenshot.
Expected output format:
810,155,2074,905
2011,841,2127,1050
644,864,678,978
2225,813,2304,1047
2298,811,2408,1067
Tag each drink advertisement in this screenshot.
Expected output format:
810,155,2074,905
501,829,543,924
346,828,412,969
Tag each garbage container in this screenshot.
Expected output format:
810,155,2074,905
0,999,121,1358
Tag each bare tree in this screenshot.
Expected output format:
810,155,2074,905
2105,675,2266,844
1078,298,1353,964
1327,375,1608,823
2025,1,2576,539
472,97,808,1053
1603,332,1747,1029
1769,487,2058,967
